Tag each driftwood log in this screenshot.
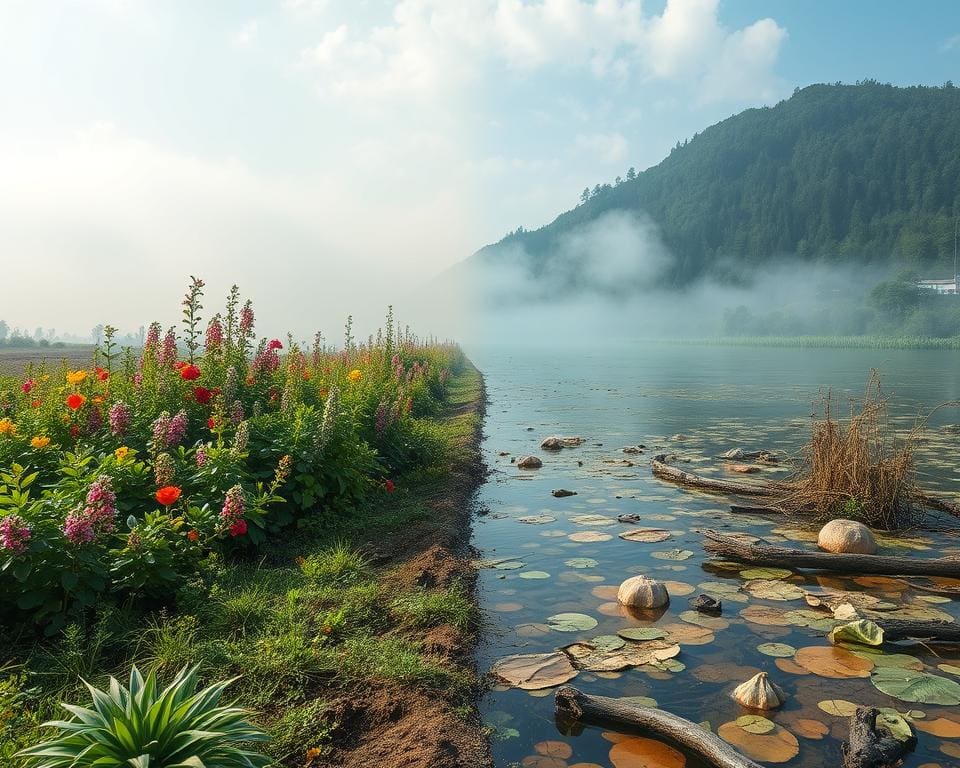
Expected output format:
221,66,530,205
554,686,763,768
703,530,960,577
873,618,960,643
651,459,782,497
842,707,915,768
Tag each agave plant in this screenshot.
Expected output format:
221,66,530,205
16,665,272,767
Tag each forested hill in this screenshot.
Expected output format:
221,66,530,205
472,82,960,285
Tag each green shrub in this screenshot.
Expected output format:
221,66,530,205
15,665,271,768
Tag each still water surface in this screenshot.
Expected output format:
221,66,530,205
469,344,960,768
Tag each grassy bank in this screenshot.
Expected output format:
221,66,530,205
658,335,960,350
1,362,488,768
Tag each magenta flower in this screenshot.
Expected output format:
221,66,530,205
166,409,188,447
205,314,224,351
63,512,95,545
220,484,246,534
0,514,31,554
109,401,131,437
239,300,255,338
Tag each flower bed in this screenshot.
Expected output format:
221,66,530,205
0,278,463,632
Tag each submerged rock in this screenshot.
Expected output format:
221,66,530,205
551,488,577,498
516,455,543,469
541,436,584,450
727,463,761,474
691,594,722,615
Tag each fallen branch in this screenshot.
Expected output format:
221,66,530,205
842,707,915,768
873,618,960,643
651,459,781,497
703,530,960,577
913,490,960,519
554,686,763,768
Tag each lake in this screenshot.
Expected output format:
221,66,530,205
469,343,960,768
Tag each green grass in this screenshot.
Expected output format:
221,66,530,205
0,363,485,765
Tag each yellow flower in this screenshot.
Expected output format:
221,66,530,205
0,419,17,436
347,369,363,383
30,435,50,449
306,747,322,761
66,369,88,386
115,446,132,461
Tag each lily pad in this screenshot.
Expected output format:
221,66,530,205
619,528,671,543
518,515,556,524
519,571,551,579
736,715,775,734
739,567,792,580
818,699,859,716
717,720,799,763
651,549,694,561
757,642,796,658
871,667,960,705
913,717,960,738
590,635,627,652
547,612,599,632
490,652,578,690
565,557,599,569
609,736,685,768
829,619,884,647
569,531,613,543
742,579,804,601
794,646,874,678
876,711,913,742
570,514,616,527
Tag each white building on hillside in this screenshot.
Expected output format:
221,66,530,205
918,278,958,295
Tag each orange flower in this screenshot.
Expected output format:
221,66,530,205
66,369,88,386
347,369,363,383
155,486,182,506
30,399,41,408
30,435,50,449
187,529,199,541
66,393,87,410
91,395,105,405
0,419,17,436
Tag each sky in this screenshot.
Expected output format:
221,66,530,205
1,0,959,340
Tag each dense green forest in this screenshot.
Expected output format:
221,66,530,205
469,82,960,337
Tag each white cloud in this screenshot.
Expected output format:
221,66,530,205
235,20,259,46
941,33,960,53
576,132,628,164
298,0,786,103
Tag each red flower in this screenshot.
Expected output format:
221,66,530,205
21,379,34,393
194,386,213,405
229,519,248,537
180,364,201,381
268,339,283,350
96,367,109,381
69,424,80,439
31,399,41,408
187,529,199,541
385,479,395,493
175,361,188,369
66,393,87,410
155,486,182,506
207,417,217,429
245,375,255,386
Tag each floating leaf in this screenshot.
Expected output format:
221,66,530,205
739,567,792,580
618,627,667,641
938,663,960,676
570,514,617,527
621,695,658,708
914,717,960,738
521,755,567,768
717,721,799,763
518,515,556,524
851,651,922,671
818,699,859,716
534,741,573,758
871,668,960,705
829,619,884,647
565,557,599,569
793,718,829,739
651,549,694,561
740,605,792,626
774,658,811,676
742,580,804,601
490,652,578,690
678,610,729,630
662,580,696,596
590,635,627,652
609,736,686,768
619,528,671,543
757,642,796,658
569,531,613,543
662,623,715,645
736,715,775,734
547,612,599,632
563,640,680,672
794,646,874,678
477,557,525,570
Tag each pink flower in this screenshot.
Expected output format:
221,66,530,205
109,401,131,436
268,338,283,350
239,301,255,337
0,514,31,554
167,410,188,447
195,446,207,467
205,314,224,351
385,479,395,493
220,484,246,537
21,379,34,394
63,512,95,545
159,328,178,366
229,519,248,537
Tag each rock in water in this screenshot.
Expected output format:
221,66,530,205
540,436,584,450
552,489,577,497
516,455,543,469
691,594,722,615
617,576,670,609
817,518,878,554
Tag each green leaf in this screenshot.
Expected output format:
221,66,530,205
829,619,884,647
871,667,960,705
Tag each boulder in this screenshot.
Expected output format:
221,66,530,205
817,518,878,555
540,436,584,450
617,576,669,609
516,455,543,469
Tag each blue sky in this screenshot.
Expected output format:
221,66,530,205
1,0,958,337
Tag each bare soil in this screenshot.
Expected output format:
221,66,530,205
316,367,491,768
